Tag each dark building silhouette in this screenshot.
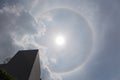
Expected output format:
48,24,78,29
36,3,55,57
0,49,41,80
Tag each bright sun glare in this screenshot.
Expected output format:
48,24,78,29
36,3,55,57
55,35,65,46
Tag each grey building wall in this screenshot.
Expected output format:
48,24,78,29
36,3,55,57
29,52,40,80
0,50,41,80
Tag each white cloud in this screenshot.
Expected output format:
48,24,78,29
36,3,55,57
40,50,62,80
0,2,62,80
50,58,57,64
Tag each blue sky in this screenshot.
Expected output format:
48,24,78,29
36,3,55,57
0,0,120,80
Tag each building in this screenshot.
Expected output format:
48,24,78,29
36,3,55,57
0,49,41,80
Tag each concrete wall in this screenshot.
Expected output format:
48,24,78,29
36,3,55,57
0,50,40,80
29,53,40,80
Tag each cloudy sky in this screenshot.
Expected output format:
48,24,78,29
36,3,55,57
0,0,120,80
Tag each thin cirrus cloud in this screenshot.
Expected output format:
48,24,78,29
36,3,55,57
65,0,120,80
0,0,120,80
0,1,62,80
0,4,41,57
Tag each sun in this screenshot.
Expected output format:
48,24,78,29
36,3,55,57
55,35,66,46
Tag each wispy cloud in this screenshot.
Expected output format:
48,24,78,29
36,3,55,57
0,2,62,80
